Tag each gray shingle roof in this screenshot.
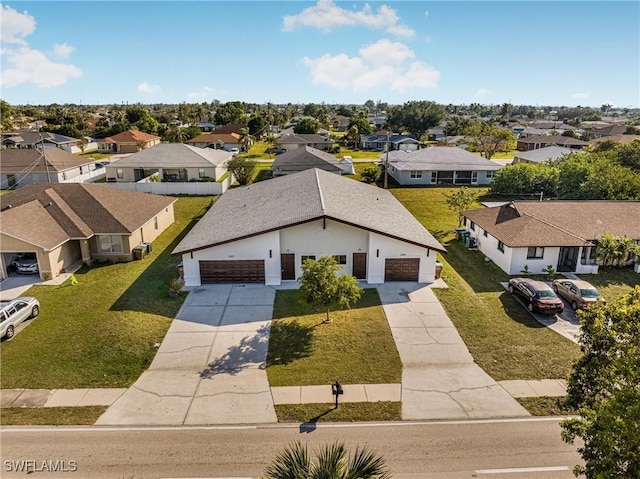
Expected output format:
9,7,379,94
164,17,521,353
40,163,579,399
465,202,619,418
108,143,232,168
271,146,342,174
463,201,640,247
173,168,445,254
385,147,503,171
278,134,333,145
517,135,588,146
0,184,176,249
0,148,93,174
513,146,574,163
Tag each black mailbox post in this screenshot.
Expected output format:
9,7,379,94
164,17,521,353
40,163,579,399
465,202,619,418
332,381,343,408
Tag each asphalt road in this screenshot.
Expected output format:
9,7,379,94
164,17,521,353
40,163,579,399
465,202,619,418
1,418,581,478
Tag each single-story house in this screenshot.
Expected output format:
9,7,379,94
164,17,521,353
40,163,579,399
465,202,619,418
0,149,100,189
589,124,628,139
331,115,350,131
270,146,353,177
1,130,82,152
367,112,387,129
197,122,216,132
462,201,640,276
173,168,446,286
105,143,232,182
97,130,161,153
278,134,334,151
0,184,176,281
516,135,588,151
513,146,574,164
384,147,503,185
436,135,466,147
185,133,242,151
360,134,420,151
211,123,246,135
590,135,640,146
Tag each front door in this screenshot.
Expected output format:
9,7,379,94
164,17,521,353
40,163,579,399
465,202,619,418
281,253,295,280
352,253,367,280
557,247,579,272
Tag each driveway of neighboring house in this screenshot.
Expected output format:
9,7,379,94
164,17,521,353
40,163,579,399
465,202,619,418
377,283,530,420
96,284,277,425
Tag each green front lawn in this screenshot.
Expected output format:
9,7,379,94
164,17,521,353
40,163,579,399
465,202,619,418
239,141,270,159
0,196,214,389
266,289,402,386
336,147,382,160
583,266,640,303
0,407,107,425
275,402,401,422
390,186,581,381
78,152,114,160
345,162,379,182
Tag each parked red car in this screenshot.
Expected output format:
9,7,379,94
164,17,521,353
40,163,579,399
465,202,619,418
508,277,564,315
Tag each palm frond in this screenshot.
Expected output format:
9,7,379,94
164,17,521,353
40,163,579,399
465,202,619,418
263,441,310,479
310,441,346,479
344,445,391,479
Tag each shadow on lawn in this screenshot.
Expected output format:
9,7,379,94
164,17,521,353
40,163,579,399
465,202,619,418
444,241,509,294
299,407,335,434
109,216,200,318
498,291,548,330
266,320,313,367
200,324,271,378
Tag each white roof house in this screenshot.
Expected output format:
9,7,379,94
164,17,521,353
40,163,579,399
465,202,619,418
173,168,445,286
513,146,574,164
383,147,503,185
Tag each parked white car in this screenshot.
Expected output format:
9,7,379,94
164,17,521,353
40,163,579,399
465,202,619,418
230,148,240,156
1,297,40,339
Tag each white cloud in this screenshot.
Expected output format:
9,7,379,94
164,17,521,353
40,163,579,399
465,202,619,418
572,92,590,99
137,82,161,94
1,5,36,44
1,46,82,87
301,39,439,93
0,5,82,89
187,86,214,99
475,88,492,97
283,0,415,37
425,10,429,18
53,43,75,59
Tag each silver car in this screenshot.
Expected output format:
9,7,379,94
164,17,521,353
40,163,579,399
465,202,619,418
0,297,40,339
552,279,606,310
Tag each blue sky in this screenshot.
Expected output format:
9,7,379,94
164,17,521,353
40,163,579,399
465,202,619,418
1,1,638,107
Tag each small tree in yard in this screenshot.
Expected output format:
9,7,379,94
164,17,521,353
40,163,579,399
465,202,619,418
444,187,478,227
226,157,257,186
298,256,362,324
361,165,381,184
561,286,640,478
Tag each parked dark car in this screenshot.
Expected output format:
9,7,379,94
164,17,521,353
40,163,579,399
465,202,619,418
508,277,564,315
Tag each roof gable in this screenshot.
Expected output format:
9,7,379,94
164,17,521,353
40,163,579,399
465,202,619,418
108,143,232,168
387,147,503,171
100,130,160,143
271,146,341,174
173,168,445,255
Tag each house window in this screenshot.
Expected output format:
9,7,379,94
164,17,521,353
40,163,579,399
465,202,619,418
527,247,544,259
469,221,476,231
116,168,123,179
471,171,478,183
301,255,316,264
486,171,495,179
410,170,422,179
99,235,123,254
332,255,347,265
154,216,158,230
483,229,488,237
198,168,206,178
497,241,505,253
430,171,437,184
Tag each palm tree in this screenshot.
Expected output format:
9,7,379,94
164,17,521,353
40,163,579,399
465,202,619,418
596,232,617,267
263,441,391,479
238,127,254,152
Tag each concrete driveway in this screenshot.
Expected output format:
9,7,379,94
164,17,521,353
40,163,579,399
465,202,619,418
96,284,277,425
377,283,529,420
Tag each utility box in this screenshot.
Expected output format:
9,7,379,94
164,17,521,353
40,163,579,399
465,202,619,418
133,246,146,260
435,262,443,279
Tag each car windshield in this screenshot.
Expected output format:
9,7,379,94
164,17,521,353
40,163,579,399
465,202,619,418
580,289,600,298
538,290,557,299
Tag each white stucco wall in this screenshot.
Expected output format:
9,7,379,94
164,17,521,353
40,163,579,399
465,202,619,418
368,232,436,283
389,168,496,186
280,219,368,278
468,223,514,274
181,231,281,286
509,246,560,275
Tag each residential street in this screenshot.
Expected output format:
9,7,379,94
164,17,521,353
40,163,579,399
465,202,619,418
1,418,581,478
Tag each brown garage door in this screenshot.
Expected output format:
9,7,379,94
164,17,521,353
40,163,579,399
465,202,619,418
384,258,419,282
199,260,265,284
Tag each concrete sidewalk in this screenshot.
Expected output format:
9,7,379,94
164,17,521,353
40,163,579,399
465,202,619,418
0,379,567,409
378,283,531,420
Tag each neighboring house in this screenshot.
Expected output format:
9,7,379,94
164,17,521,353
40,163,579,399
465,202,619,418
0,149,102,189
270,146,350,177
360,133,420,151
436,135,466,147
197,122,216,132
462,201,640,276
516,135,588,151
185,133,242,151
513,146,574,164
105,143,232,182
367,112,387,129
173,168,445,286
331,115,350,131
2,130,82,152
384,147,503,185
97,130,161,153
278,134,334,151
0,184,176,281
211,123,246,135
589,124,628,139
589,134,640,146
